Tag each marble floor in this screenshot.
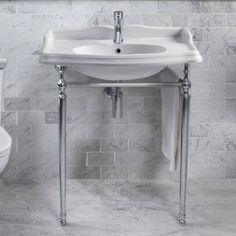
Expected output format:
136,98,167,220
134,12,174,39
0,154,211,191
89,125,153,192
0,178,235,236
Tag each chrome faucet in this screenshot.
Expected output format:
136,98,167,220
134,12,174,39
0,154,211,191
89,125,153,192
114,11,123,44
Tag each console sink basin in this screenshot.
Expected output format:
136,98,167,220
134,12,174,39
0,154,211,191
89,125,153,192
73,44,166,55
40,26,202,80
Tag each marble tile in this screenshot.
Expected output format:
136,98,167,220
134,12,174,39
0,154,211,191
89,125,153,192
209,55,236,69
209,152,236,166
1,0,236,180
208,111,236,123
129,138,158,152
226,70,236,83
101,111,129,124
213,2,236,13
225,99,236,111
129,111,157,124
191,69,226,84
158,1,193,13
87,96,114,111
1,14,30,28
191,98,225,112
115,124,161,139
67,166,100,179
101,138,128,152
190,152,209,165
192,28,210,41
45,111,73,124
31,98,57,110
190,14,225,27
190,123,209,137
127,88,156,97
131,152,177,179
191,164,225,178
192,1,213,13
88,125,114,138
71,139,100,152
101,166,128,179
0,178,236,235
226,166,236,178
31,15,58,28
58,14,75,29
0,1,16,14
16,83,57,98
195,41,225,55
226,137,236,151
129,1,158,14
102,0,130,14
67,124,88,140
17,0,72,14
171,14,188,27
71,111,102,124
1,111,16,125
3,83,17,97
67,97,87,110
123,97,144,111
226,42,236,55
67,152,87,167
115,152,142,166
191,111,209,123
142,14,171,27
191,83,209,97
4,97,31,111
71,1,103,15
4,124,31,139
208,83,225,97
143,97,162,110
226,15,236,27
88,152,114,166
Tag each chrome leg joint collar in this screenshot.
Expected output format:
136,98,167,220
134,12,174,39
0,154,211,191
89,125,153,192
181,63,191,98
56,65,67,99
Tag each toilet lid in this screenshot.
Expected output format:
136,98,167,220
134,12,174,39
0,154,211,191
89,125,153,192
0,127,12,155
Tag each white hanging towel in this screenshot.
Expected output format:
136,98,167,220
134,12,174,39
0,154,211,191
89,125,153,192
159,68,181,171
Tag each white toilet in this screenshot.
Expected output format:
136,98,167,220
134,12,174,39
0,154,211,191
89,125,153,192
0,58,12,174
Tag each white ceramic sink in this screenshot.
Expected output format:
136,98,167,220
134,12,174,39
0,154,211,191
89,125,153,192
40,25,202,80
73,44,166,55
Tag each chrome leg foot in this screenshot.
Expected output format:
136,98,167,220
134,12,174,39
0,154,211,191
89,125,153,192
60,214,67,226
178,213,186,226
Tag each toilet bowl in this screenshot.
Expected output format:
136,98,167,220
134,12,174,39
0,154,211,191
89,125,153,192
0,126,12,174
0,58,12,174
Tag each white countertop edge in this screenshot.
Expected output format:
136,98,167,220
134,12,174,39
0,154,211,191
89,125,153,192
39,53,202,66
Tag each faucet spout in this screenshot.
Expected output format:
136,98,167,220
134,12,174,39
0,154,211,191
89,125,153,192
114,11,123,44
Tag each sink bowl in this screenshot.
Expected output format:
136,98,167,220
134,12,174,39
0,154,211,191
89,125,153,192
40,25,202,80
73,44,166,55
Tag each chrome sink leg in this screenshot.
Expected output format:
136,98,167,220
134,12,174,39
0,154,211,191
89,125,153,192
55,65,67,226
178,64,191,226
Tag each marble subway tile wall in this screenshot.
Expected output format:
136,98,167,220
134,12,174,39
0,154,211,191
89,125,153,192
0,0,236,182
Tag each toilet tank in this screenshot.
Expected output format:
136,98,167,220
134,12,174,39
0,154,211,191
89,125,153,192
0,58,7,124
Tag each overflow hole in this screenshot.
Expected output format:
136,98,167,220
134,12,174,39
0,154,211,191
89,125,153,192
116,48,121,54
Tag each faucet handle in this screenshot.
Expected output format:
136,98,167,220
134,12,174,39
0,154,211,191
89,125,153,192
114,11,123,21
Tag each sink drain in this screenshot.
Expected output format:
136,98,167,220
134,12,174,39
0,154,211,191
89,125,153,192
115,48,121,54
